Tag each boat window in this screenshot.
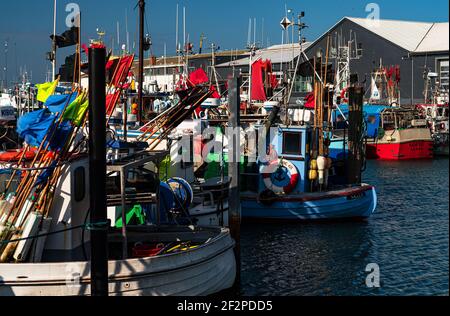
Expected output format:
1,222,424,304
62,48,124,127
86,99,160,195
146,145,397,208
283,132,302,156
74,167,86,202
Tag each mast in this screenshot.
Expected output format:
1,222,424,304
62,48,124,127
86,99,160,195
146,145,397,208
52,0,57,80
4,40,8,90
211,43,221,95
138,0,145,123
125,9,130,53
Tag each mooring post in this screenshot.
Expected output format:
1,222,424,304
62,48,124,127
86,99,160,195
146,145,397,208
228,74,242,294
88,45,108,296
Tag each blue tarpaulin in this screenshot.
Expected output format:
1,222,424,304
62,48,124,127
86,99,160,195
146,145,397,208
332,104,389,138
45,93,77,115
17,109,73,150
17,109,56,148
48,120,73,151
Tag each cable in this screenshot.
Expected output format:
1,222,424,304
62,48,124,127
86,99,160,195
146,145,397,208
0,220,109,246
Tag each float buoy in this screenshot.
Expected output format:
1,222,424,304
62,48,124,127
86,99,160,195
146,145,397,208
340,88,349,104
308,169,318,181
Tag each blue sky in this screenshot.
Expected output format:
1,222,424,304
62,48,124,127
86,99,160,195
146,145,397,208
0,0,448,84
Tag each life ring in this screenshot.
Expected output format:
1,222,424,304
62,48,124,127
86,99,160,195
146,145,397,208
340,88,348,104
260,159,299,194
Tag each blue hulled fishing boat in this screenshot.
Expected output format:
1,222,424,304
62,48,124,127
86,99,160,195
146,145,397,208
239,122,377,221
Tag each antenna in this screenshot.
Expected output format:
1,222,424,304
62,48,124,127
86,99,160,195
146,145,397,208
125,9,130,52
183,6,186,53
261,18,265,48
253,18,256,45
247,18,252,47
175,4,179,53
116,21,120,48
4,40,8,90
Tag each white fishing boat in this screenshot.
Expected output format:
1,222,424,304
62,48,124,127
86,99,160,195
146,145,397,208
0,154,236,296
0,226,235,296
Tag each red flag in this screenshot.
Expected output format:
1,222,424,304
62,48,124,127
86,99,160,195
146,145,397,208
304,92,315,109
251,59,266,101
106,91,121,116
110,55,134,87
81,44,89,56
189,68,209,85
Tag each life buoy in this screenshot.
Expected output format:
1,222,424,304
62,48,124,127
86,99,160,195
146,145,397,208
260,159,299,194
340,88,348,104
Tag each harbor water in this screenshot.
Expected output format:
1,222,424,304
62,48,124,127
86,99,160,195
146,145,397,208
241,158,449,296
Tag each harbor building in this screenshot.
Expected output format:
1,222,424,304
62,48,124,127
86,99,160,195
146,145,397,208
303,17,449,105
134,49,248,93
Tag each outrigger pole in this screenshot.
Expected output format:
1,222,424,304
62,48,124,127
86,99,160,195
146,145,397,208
138,0,145,123
51,0,57,80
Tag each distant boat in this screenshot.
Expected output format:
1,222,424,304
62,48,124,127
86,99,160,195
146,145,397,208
0,94,17,125
416,103,449,157
333,105,434,160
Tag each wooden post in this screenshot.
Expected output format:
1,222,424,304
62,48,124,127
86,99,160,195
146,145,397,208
228,74,241,294
88,45,108,296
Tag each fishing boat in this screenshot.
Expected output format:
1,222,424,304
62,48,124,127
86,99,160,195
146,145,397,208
364,106,433,160
0,149,236,296
0,225,235,296
0,94,17,125
194,102,377,222
0,51,235,297
416,103,449,156
332,105,434,160
239,122,377,221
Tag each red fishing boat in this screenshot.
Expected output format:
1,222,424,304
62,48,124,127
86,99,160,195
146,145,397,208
365,107,433,160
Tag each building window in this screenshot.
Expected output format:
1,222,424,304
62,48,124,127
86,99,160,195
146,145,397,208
282,132,302,156
74,167,86,202
438,59,449,92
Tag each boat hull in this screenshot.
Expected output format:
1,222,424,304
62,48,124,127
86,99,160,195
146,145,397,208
0,228,235,296
366,140,434,160
240,185,377,221
366,128,434,160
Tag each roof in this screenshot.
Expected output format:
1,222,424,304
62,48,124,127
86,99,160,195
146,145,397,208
309,17,449,54
348,17,449,54
414,22,449,53
336,104,390,116
216,43,312,68
136,49,249,69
